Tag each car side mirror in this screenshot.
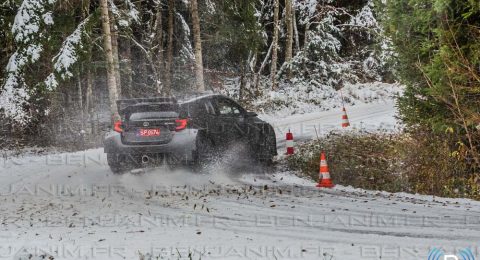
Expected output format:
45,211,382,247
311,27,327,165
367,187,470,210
244,111,258,118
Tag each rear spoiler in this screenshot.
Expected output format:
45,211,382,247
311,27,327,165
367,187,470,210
116,97,178,114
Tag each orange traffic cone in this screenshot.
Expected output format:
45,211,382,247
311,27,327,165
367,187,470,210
286,131,294,155
341,107,350,128
316,152,335,188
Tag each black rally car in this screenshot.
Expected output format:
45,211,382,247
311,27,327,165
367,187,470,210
104,93,277,173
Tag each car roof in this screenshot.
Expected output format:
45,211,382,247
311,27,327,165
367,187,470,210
116,93,229,109
179,93,226,104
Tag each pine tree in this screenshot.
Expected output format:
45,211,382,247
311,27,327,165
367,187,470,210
0,0,392,138
382,0,480,168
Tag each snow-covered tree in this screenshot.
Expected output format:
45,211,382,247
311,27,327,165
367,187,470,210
0,0,57,124
0,0,396,147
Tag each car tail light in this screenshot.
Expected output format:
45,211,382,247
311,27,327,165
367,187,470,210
175,118,188,131
114,120,123,133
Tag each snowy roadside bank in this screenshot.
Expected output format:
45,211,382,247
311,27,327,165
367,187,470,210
224,81,403,119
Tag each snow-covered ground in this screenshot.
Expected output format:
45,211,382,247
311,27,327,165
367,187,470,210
1,102,479,260
264,100,400,149
227,82,403,118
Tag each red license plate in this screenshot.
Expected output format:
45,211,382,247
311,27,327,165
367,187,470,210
138,129,161,137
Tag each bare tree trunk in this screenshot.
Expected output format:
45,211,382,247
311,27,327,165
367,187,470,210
109,11,122,97
82,0,95,134
271,0,280,90
190,0,205,91
285,0,293,79
77,69,85,132
293,5,300,52
254,42,273,90
164,0,175,93
129,36,161,96
100,0,120,121
81,0,90,21
155,2,165,94
85,57,95,134
302,21,311,74
120,38,133,98
248,50,257,74
239,71,245,101
304,22,311,47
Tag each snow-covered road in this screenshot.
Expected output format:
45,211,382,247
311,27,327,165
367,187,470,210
266,101,399,149
1,102,479,260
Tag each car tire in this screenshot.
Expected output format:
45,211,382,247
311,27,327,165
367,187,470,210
255,129,276,166
194,135,217,172
166,154,183,171
107,153,125,174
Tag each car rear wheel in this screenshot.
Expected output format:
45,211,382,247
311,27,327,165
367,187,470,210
107,153,126,174
255,130,276,167
194,135,217,172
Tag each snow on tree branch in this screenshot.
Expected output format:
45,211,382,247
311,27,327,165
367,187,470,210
12,0,53,42
124,0,140,23
111,0,140,28
177,12,194,62
0,0,57,124
45,16,91,91
205,0,216,15
349,1,378,29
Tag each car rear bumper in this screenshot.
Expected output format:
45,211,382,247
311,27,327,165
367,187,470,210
103,129,198,162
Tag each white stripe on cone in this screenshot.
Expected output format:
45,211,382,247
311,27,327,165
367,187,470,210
286,140,295,147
